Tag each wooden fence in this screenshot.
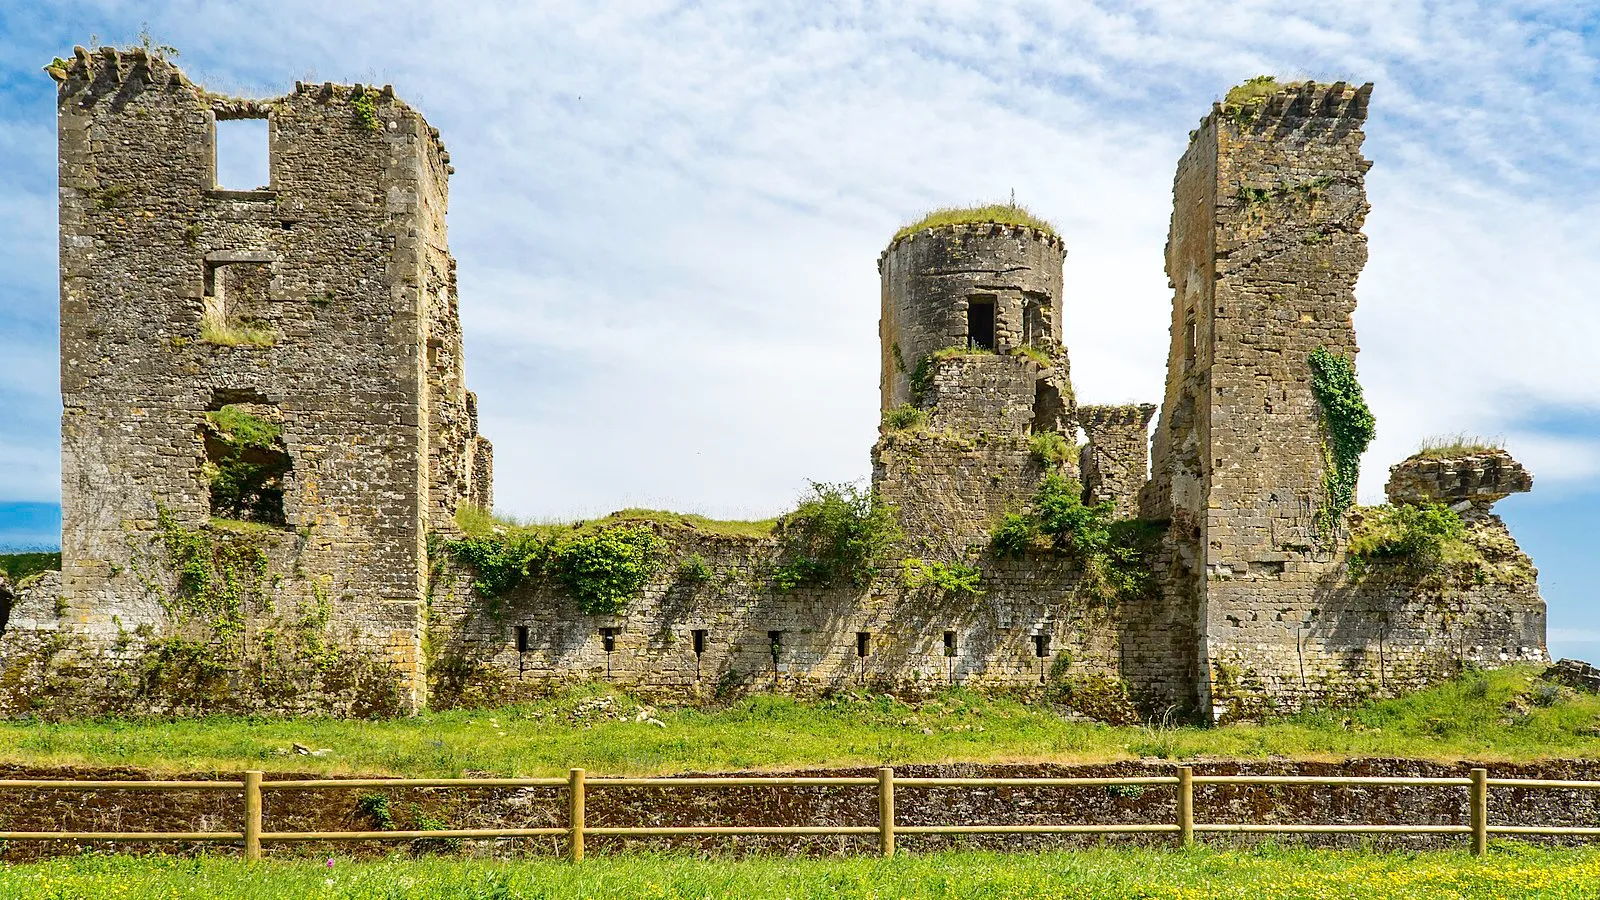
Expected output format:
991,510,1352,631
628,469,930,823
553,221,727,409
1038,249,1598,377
2,767,1598,861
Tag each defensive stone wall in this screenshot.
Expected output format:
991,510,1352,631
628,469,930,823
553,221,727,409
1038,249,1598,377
0,59,1548,723
425,522,1196,714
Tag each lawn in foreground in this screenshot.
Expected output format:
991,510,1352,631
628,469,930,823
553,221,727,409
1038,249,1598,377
1,666,1596,777
1,845,1594,900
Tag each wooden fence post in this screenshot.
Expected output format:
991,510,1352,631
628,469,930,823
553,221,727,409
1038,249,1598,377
1177,766,1194,848
1470,767,1488,856
878,766,895,857
568,768,586,863
243,770,262,862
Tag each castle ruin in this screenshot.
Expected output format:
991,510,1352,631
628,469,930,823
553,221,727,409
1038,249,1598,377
0,51,1547,721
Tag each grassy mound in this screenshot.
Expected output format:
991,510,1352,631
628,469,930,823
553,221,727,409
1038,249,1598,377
892,203,1057,243
0,666,1593,778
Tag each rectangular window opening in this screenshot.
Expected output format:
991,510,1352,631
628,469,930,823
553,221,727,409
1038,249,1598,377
1034,634,1050,658
856,631,871,658
692,628,707,656
967,299,996,351
214,117,270,191
514,625,529,653
943,630,957,657
600,626,618,652
768,630,783,657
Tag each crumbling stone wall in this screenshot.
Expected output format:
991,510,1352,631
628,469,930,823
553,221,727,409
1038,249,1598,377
1079,404,1156,518
0,48,490,717
1141,82,1545,719
426,523,1196,714
7,57,1547,722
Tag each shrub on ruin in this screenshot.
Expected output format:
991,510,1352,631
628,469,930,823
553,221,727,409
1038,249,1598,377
550,526,663,616
1346,503,1469,577
772,482,900,590
989,475,1156,603
882,403,928,431
1028,431,1073,468
901,557,983,597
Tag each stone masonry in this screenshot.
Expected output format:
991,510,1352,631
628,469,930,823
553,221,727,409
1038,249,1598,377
0,59,1547,721
0,48,489,716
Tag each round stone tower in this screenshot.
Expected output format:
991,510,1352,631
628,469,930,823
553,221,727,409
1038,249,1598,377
878,223,1072,432
872,219,1076,550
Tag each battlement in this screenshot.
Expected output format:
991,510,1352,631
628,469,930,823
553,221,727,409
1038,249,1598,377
1208,79,1374,131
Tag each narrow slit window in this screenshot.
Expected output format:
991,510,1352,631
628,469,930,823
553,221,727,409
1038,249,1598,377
600,627,618,652
692,629,707,656
768,630,783,657
856,632,871,658
214,117,270,191
1033,634,1049,658
943,630,957,657
967,299,996,351
514,626,529,653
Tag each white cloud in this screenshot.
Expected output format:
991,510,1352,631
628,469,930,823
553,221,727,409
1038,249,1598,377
1,0,1597,523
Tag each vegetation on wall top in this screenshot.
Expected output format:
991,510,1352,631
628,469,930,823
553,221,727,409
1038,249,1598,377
1308,346,1375,540
991,475,1158,603
443,511,665,616
1416,433,1505,458
892,202,1058,243
772,482,901,591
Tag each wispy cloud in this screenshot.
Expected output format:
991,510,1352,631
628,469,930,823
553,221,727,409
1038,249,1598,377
0,0,1595,526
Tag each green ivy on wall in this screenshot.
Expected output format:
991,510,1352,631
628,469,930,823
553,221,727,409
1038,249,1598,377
1308,347,1376,540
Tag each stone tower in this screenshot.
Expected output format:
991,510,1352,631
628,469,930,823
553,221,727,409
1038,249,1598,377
1145,82,1374,717
872,223,1075,552
48,47,489,714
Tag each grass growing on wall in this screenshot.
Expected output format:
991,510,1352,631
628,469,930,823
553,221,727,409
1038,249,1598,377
1,666,1597,778
1416,433,1506,458
892,203,1058,242
6,846,1600,900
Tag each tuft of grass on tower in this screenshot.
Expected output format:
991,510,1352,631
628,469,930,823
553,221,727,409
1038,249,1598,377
892,203,1058,243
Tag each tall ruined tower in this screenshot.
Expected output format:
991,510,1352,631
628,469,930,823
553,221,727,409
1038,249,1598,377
1146,81,1374,717
872,221,1074,551
48,47,489,714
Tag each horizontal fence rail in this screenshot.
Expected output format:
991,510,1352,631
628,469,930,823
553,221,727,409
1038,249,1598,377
1,766,1597,860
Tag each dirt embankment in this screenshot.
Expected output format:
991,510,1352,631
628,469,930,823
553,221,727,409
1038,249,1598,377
4,758,1600,860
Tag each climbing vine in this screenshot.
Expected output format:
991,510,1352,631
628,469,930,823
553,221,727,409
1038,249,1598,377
1308,346,1376,539
152,506,268,641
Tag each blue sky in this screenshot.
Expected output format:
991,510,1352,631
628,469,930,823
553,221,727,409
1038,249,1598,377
0,1,1596,656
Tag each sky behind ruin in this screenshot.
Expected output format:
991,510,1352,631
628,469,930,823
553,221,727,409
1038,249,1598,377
1,1,1597,656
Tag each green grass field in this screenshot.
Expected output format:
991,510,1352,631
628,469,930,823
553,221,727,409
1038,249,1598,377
0,845,1595,899
0,666,1594,777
